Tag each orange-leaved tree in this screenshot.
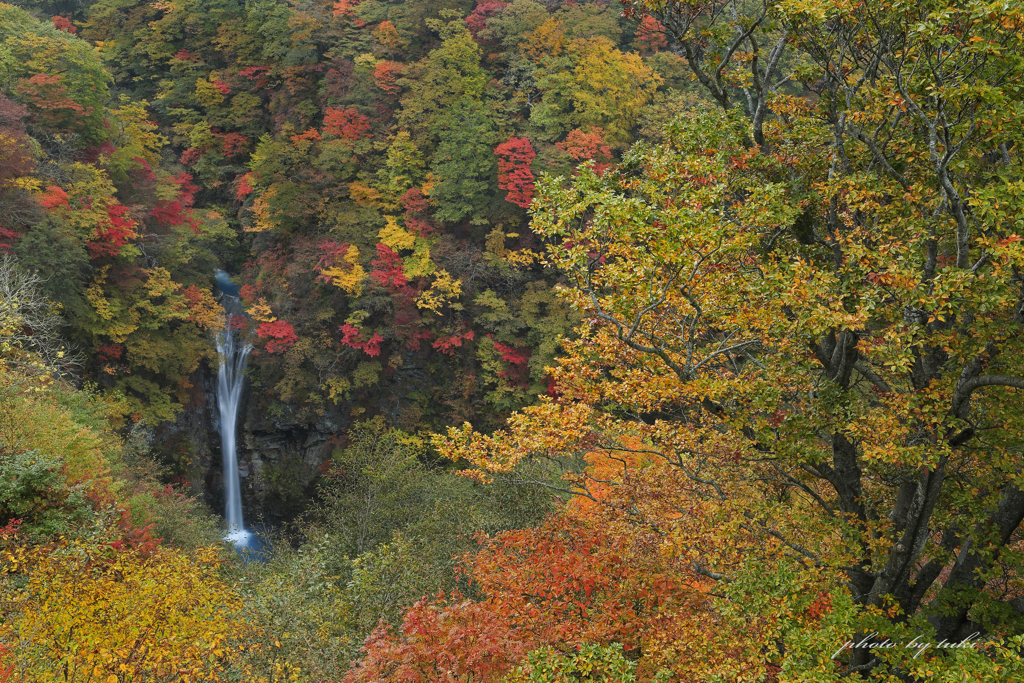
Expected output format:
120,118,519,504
346,443,848,681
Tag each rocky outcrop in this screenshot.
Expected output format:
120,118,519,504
236,402,347,524
159,361,347,528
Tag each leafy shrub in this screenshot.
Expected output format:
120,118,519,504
0,448,91,538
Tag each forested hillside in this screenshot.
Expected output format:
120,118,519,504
2,0,683,431
3,0,1024,679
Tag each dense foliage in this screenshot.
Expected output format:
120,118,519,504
2,0,1024,680
5,0,661,430
436,0,1024,678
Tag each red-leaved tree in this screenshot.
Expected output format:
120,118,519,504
494,137,536,208
339,323,383,357
323,107,371,140
369,243,407,291
257,320,298,353
433,329,474,355
556,128,613,176
150,173,200,233
634,16,667,53
87,203,137,258
373,61,403,96
14,73,92,133
345,596,530,683
51,16,76,34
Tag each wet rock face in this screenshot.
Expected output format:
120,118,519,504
160,363,218,500
162,361,346,528
237,403,347,525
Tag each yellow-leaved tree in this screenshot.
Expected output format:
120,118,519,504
435,0,1024,678
0,540,250,683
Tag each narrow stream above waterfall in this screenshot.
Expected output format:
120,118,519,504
214,270,254,548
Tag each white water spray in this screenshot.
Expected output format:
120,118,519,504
214,271,252,547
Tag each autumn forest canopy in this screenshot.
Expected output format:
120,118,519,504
2,0,1024,679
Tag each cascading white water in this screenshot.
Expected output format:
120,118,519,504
214,271,252,547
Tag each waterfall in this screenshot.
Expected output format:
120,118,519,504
214,271,252,547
